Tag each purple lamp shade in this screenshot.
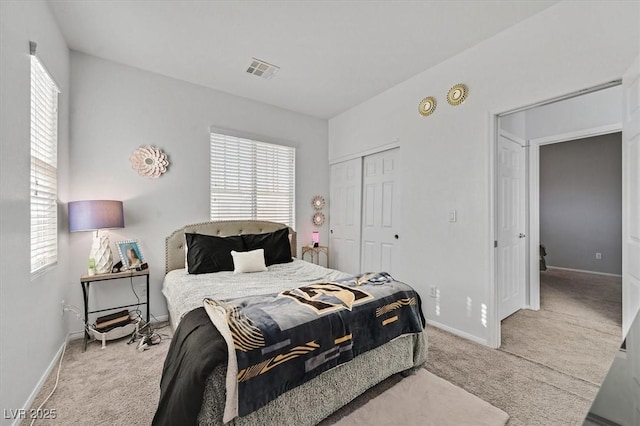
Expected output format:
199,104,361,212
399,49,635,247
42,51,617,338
69,200,124,232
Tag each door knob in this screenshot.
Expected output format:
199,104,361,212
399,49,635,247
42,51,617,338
518,233,526,238
330,229,333,234
394,234,399,239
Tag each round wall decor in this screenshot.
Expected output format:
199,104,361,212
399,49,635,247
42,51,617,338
418,96,437,116
447,84,468,106
312,212,325,226
312,195,325,210
130,145,169,178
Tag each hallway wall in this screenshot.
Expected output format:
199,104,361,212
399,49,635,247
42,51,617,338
540,133,622,275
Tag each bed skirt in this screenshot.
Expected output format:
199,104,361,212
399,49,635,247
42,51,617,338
197,330,427,425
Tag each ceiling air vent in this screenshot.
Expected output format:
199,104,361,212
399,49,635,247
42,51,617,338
246,58,279,80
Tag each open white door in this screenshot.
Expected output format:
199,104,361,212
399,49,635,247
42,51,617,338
360,148,400,275
497,132,528,321
329,158,362,275
622,56,640,337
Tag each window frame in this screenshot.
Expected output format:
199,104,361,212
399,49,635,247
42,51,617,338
30,53,60,276
209,131,296,229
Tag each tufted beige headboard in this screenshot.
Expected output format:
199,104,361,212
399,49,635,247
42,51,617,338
165,220,297,274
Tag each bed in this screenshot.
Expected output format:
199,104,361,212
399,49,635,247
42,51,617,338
155,220,427,426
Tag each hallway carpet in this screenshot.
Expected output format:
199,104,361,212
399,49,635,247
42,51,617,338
428,268,622,425
501,268,621,384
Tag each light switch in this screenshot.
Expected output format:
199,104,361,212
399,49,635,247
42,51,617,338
448,210,457,222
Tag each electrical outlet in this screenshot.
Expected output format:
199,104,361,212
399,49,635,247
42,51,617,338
596,252,602,260
430,286,437,298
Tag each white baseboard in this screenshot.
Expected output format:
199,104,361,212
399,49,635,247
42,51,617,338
546,265,622,278
426,319,488,346
13,333,75,426
151,314,168,323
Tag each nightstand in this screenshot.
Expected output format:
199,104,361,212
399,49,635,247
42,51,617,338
301,245,329,267
80,269,149,351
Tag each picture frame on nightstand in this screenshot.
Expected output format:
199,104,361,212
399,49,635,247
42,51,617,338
116,240,144,270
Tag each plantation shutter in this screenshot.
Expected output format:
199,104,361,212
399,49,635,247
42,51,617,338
30,54,59,274
210,132,295,228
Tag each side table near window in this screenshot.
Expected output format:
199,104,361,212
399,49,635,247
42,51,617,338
80,269,149,351
301,245,329,267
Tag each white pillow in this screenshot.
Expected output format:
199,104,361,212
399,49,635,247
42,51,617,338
231,249,268,274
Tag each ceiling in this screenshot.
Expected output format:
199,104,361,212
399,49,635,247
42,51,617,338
49,0,558,119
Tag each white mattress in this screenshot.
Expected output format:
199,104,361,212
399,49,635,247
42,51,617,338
162,258,351,329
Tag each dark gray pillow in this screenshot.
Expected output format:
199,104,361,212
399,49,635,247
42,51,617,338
241,228,292,266
185,233,245,274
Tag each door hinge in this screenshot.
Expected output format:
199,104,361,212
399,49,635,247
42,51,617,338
494,240,498,248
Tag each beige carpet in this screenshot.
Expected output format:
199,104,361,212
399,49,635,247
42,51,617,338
501,268,622,385
26,269,621,425
331,369,509,426
427,325,598,426
500,309,619,384
428,268,622,426
26,328,507,426
539,268,621,334
23,329,172,426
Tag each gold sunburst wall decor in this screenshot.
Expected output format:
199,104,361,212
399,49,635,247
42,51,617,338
312,212,325,226
312,195,325,210
447,84,468,106
418,96,437,116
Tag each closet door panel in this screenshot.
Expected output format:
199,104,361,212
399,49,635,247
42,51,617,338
329,158,362,274
361,148,401,276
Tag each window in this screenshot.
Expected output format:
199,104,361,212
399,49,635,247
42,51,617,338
210,132,295,228
30,54,59,274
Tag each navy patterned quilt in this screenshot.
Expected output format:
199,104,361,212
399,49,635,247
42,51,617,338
203,272,425,422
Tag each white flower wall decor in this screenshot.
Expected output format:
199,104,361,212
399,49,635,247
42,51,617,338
130,145,169,178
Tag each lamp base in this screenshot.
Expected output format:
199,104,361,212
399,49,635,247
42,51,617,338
89,231,114,274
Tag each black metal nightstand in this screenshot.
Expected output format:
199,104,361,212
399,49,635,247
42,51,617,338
80,269,150,351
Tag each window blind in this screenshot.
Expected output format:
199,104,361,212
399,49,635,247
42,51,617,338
210,132,295,228
30,54,59,274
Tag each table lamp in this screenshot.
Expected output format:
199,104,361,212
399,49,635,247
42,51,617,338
69,200,124,274
312,231,319,247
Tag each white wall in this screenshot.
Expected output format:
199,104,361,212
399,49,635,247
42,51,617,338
328,1,639,343
67,52,329,329
588,353,635,425
526,85,623,140
499,110,526,139
0,1,70,422
588,308,640,425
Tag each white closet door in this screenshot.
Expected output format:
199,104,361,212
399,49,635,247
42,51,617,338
360,148,400,275
329,158,362,275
